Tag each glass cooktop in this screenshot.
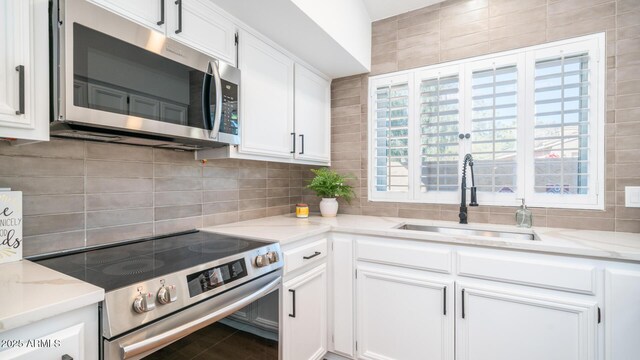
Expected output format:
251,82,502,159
35,231,269,292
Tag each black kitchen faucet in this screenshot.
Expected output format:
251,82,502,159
459,153,478,224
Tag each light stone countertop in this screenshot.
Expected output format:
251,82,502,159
0,260,104,333
201,214,640,263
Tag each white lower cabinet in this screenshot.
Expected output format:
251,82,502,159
604,267,640,360
0,304,99,360
318,233,640,360
283,263,328,360
456,283,598,360
356,265,454,360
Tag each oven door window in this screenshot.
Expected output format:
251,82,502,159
145,289,279,359
73,23,210,129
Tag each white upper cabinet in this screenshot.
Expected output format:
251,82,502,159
294,64,331,164
90,0,237,65
0,0,48,141
89,0,167,33
238,29,295,159
167,0,236,65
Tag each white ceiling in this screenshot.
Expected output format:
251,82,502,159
363,0,445,21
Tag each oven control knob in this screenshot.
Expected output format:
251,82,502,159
254,254,268,268
266,251,279,264
133,292,155,314
157,285,177,305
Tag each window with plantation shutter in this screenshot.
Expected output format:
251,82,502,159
419,74,460,195
368,33,604,210
533,53,590,195
372,78,411,194
471,64,519,195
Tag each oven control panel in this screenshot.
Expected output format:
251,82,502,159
254,251,279,268
186,259,248,298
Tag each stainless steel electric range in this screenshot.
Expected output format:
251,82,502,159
34,230,283,360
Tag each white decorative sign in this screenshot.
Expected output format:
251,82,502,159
0,191,22,264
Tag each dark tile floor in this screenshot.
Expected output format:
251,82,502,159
146,322,278,360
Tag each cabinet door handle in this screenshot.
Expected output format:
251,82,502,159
61,355,73,360
15,65,24,115
157,0,165,25
288,289,296,318
174,0,182,34
299,134,305,155
461,288,466,319
290,132,296,154
443,286,447,316
303,251,321,260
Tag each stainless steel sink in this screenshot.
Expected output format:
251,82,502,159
396,224,538,241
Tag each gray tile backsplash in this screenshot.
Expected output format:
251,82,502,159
0,139,313,256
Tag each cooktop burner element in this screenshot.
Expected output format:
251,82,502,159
36,231,269,292
188,238,251,254
102,258,164,276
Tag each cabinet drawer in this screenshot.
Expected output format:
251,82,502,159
356,238,452,274
284,238,328,274
457,251,597,294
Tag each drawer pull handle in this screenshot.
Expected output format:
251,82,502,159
303,251,321,260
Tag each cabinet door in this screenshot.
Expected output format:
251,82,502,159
330,235,354,357
0,0,48,141
605,268,640,360
238,30,295,159
89,0,166,32
167,0,236,65
294,64,331,164
356,266,454,360
283,264,327,360
0,323,84,359
456,284,598,360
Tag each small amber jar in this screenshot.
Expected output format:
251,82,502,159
295,203,309,218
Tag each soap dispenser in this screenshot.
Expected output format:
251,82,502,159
515,198,532,228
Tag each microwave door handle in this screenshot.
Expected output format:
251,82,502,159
201,70,212,131
210,61,223,140
120,276,281,359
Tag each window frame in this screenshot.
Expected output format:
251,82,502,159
368,33,605,210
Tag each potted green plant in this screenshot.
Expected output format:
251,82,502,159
306,168,355,217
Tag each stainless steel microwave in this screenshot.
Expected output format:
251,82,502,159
50,0,240,150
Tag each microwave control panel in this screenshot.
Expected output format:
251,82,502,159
219,80,238,136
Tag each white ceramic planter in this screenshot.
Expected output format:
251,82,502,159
319,198,339,217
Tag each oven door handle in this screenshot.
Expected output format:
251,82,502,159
120,276,281,359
